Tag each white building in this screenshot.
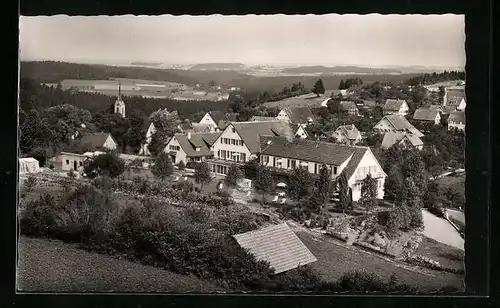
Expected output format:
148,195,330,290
114,82,126,118
373,114,424,137
448,111,465,132
276,106,315,126
164,131,220,165
332,124,362,145
383,99,409,116
19,157,40,174
259,136,387,201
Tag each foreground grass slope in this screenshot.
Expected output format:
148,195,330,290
17,236,224,293
293,228,464,292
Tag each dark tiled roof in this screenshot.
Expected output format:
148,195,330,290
340,101,358,112
283,107,315,124
381,115,424,137
190,123,214,133
79,132,114,149
381,132,423,149
383,99,407,111
445,89,466,106
232,121,296,154
259,135,357,166
173,132,221,157
178,122,193,131
413,107,440,121
233,223,317,274
340,146,370,181
448,111,465,124
335,124,361,140
250,116,276,122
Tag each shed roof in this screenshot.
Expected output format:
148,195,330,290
233,223,317,274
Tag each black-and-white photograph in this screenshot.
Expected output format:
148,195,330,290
17,14,466,293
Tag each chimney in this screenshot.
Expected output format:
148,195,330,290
187,132,191,140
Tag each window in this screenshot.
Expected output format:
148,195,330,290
333,166,338,175
290,160,296,169
221,150,226,159
232,128,236,133
263,155,269,165
66,160,69,165
231,139,235,145
169,145,180,151
314,163,318,174
79,161,83,166
241,153,246,162
273,157,276,167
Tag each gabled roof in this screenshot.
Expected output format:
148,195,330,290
231,121,296,154
172,132,221,157
340,147,372,181
335,124,361,140
448,111,465,124
445,89,466,106
79,132,115,149
381,132,423,149
250,116,276,122
233,223,317,274
413,107,440,121
259,135,358,166
339,101,358,111
383,99,407,111
191,123,214,133
378,114,424,137
178,121,193,131
204,110,236,124
281,106,315,124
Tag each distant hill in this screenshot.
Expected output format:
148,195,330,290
189,63,246,71
282,66,402,75
19,61,251,86
130,62,163,67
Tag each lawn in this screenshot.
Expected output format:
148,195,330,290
291,224,464,292
17,236,225,293
436,174,465,191
414,236,465,272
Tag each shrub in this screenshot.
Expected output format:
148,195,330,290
335,270,416,292
20,194,58,237
83,152,125,178
133,177,150,195
177,161,186,170
427,206,445,218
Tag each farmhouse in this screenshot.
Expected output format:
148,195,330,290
76,132,118,151
448,111,465,132
412,107,441,125
443,88,466,111
332,124,362,145
381,132,424,150
373,114,424,137
276,106,315,126
208,121,296,175
258,136,387,201
383,99,409,116
233,223,317,274
339,101,360,116
164,131,221,165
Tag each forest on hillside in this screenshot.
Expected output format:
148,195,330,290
19,77,229,120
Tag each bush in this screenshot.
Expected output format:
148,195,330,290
177,161,186,170
20,194,58,237
335,271,416,292
132,177,150,195
427,206,445,218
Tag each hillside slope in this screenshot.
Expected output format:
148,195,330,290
17,236,224,293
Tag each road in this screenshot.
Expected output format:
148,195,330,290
421,209,464,251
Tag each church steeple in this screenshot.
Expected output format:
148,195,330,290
114,80,126,118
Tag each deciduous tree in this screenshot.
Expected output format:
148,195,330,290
360,173,378,209
83,151,125,178
225,164,243,187
255,166,274,204
288,166,314,202
338,172,351,211
151,151,174,180
194,162,211,190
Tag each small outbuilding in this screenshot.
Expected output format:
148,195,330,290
19,157,40,174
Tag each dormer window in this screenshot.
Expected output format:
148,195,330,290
232,128,236,133
196,147,201,152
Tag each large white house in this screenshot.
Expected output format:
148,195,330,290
198,111,238,131
373,114,424,137
383,99,409,116
164,131,220,165
258,136,387,201
208,120,296,175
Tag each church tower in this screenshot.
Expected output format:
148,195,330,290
114,81,126,118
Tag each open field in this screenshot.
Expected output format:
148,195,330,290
435,174,465,191
17,236,224,293
290,223,464,292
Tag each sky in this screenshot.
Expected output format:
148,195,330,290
19,14,465,68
